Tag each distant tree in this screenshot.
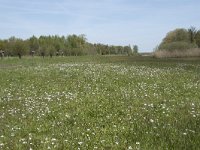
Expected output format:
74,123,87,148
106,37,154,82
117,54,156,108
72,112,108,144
39,45,47,58
95,44,103,55
38,36,49,57
133,45,138,54
195,30,200,48
63,45,71,56
118,46,124,54
162,28,190,44
67,34,87,56
6,36,17,56
28,35,39,55
2,40,11,56
48,45,56,57
110,46,117,55
188,26,197,43
0,40,5,50
84,43,97,55
158,28,198,51
124,45,132,55
0,40,5,58
13,39,29,58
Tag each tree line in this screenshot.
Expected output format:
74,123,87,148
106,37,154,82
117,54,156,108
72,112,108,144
0,34,138,58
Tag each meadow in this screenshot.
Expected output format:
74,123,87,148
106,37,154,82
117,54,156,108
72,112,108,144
0,56,200,150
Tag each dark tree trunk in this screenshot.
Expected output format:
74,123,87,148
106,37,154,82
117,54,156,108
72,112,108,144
18,53,21,59
41,52,45,58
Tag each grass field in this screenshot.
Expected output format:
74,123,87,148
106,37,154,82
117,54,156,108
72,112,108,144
0,56,200,149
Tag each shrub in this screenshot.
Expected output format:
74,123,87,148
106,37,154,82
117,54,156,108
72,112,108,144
158,41,197,51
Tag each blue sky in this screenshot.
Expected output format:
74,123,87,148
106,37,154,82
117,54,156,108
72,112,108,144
0,0,200,52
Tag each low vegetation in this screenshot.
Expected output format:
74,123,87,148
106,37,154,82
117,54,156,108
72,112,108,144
0,56,200,149
154,48,200,58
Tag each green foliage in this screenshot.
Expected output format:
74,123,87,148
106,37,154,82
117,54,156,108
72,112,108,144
28,35,39,53
7,37,29,56
195,30,200,48
16,40,28,55
0,35,136,57
66,34,87,56
162,28,189,44
158,41,197,51
0,40,5,50
158,27,200,57
124,45,132,55
133,45,139,54
188,26,197,43
94,44,133,55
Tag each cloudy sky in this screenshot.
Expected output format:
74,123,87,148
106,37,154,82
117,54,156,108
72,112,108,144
0,0,200,52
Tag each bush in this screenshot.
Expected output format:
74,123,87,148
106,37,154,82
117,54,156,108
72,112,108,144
158,41,197,51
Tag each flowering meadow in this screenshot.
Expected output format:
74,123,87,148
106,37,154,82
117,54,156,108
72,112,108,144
0,56,200,149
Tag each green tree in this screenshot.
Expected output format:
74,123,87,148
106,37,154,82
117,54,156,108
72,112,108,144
13,39,29,58
158,28,197,51
124,45,132,55
0,40,5,49
67,34,87,56
162,28,189,44
117,46,124,54
48,45,56,57
133,45,138,54
0,40,6,58
194,30,200,48
28,35,39,55
6,36,17,56
188,26,197,43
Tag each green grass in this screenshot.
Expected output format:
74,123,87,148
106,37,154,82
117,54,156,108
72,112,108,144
0,56,200,149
